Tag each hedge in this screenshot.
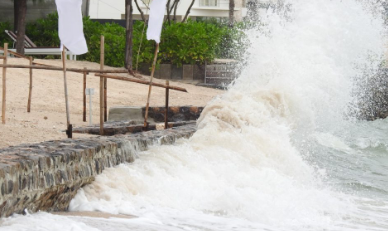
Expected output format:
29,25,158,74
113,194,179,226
0,13,247,67
0,22,14,46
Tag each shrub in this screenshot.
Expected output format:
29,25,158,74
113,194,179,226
160,20,224,66
133,21,155,67
203,20,249,61
0,21,14,47
78,18,126,67
26,13,126,66
26,13,60,47
133,20,228,67
25,12,244,67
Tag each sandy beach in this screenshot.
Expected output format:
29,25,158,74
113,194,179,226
0,57,222,148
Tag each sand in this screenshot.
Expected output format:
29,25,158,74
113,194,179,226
52,211,136,219
0,58,222,148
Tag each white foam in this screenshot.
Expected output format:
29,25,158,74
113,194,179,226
2,0,387,230
68,0,387,230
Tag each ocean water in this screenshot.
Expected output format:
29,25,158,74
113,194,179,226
1,0,388,230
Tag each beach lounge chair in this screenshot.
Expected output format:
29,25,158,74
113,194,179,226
1,30,76,60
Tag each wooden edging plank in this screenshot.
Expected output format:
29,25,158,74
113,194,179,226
95,73,187,93
0,64,128,74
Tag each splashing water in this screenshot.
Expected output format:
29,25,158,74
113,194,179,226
1,0,388,230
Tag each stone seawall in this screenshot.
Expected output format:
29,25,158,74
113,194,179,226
0,125,196,217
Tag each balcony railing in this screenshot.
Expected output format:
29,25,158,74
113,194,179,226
199,0,219,7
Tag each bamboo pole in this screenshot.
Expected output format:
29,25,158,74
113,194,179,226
2,43,8,124
62,47,71,138
95,73,187,92
27,56,33,112
0,46,80,70
83,68,87,122
0,46,28,59
0,64,128,74
100,36,105,135
104,72,107,122
0,62,188,92
165,80,169,129
144,43,160,128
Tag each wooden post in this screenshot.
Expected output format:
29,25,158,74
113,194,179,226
62,47,70,127
104,71,107,122
83,68,87,122
165,80,169,129
27,56,33,112
62,47,73,138
2,43,8,124
144,43,159,128
99,36,105,135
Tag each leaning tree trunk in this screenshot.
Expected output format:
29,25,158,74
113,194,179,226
125,0,134,70
172,0,180,22
182,0,196,22
85,0,90,17
15,0,27,54
134,0,146,21
229,0,235,27
166,0,172,24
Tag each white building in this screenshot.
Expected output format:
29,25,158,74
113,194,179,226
89,0,272,22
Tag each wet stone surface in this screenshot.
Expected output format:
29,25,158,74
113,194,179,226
73,121,196,136
0,125,196,217
143,106,204,123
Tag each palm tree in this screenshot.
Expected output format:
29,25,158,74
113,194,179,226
229,0,235,27
14,0,27,54
125,0,134,71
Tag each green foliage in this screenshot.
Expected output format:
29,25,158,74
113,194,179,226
217,22,250,60
160,20,224,66
24,12,248,67
133,20,229,67
0,21,13,47
26,12,60,47
133,21,155,67
78,18,126,67
26,13,126,67
201,19,250,61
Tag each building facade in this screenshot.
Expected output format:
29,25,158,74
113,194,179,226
0,0,89,25
89,0,249,21
0,0,277,26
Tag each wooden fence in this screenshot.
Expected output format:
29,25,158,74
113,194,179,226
0,37,187,138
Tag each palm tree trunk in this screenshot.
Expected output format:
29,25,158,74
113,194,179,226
229,0,235,27
125,0,133,70
15,0,27,54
